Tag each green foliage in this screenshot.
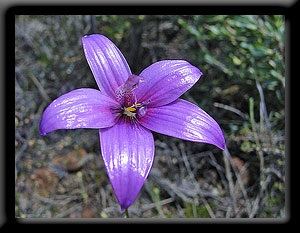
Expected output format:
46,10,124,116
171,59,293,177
177,15,285,122
149,186,166,217
184,202,214,218
178,15,284,84
95,15,131,43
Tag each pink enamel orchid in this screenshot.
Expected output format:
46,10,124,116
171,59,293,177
40,34,225,211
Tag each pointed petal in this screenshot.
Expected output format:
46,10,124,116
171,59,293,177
82,34,131,100
139,99,225,150
135,60,202,107
99,119,155,211
40,88,120,136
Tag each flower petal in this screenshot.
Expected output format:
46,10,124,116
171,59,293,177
82,34,132,100
139,99,225,150
40,88,120,136
99,119,155,211
136,60,203,107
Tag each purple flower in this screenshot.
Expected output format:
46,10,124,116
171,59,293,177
40,34,225,211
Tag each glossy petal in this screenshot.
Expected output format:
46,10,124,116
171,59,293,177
135,60,203,107
139,99,225,150
99,119,155,211
82,34,131,100
40,88,120,136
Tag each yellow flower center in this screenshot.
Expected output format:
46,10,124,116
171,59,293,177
123,103,142,117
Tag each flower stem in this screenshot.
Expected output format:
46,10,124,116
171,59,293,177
125,208,129,218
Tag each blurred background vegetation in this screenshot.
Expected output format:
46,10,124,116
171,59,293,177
15,15,285,218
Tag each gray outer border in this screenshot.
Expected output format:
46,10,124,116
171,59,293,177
16,217,289,224
2,0,292,225
0,0,297,6
284,16,290,225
